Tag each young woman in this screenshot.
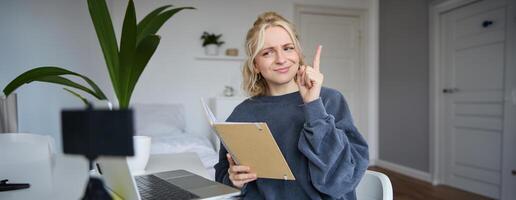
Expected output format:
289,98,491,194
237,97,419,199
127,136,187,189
214,12,369,200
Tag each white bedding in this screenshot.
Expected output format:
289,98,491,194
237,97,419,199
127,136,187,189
133,103,220,180
149,134,219,180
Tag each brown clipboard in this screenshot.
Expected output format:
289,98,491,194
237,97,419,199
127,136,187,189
201,99,295,180
213,123,295,180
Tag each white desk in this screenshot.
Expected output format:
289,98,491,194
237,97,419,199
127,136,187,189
0,152,208,200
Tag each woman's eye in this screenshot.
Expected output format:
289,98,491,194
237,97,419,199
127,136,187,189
262,51,272,56
284,47,295,51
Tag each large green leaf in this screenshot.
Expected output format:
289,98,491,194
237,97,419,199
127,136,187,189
126,35,161,103
3,67,107,100
87,0,120,99
137,5,172,37
118,0,137,108
80,72,108,101
136,7,195,45
37,76,102,99
63,88,90,106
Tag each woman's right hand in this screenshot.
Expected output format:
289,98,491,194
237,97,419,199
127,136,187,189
226,153,257,188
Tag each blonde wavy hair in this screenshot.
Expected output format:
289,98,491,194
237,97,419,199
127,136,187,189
242,12,305,97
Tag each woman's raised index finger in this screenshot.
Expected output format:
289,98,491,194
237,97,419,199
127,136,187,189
313,45,322,71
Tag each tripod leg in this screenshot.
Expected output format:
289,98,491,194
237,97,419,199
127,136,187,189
82,177,112,200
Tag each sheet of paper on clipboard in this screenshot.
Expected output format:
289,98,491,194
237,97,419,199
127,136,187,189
201,99,295,180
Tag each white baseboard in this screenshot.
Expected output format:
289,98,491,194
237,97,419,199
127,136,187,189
375,159,432,183
368,158,376,166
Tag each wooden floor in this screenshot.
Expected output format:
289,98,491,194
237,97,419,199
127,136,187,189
368,166,493,200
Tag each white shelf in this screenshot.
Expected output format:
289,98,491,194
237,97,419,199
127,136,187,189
195,55,245,61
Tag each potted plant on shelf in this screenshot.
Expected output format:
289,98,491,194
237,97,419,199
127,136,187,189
2,0,194,174
201,31,224,56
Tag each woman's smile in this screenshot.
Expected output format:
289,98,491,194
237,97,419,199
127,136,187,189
273,66,291,73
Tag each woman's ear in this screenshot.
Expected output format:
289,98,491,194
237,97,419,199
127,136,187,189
295,50,304,66
252,62,260,74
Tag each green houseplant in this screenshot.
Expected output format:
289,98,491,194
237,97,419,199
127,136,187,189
200,32,224,47
201,31,224,56
3,0,194,109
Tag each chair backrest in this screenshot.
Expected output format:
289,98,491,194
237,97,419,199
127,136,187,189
0,133,55,199
356,170,393,200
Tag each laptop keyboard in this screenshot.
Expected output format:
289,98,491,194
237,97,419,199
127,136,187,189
135,175,200,200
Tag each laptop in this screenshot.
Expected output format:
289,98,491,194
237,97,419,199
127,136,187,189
96,157,241,200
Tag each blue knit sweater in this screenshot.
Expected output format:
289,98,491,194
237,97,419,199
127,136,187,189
214,87,369,200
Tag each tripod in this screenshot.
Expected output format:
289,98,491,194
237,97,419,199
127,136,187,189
82,157,112,200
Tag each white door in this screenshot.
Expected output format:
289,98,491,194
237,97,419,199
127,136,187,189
440,0,507,198
296,8,367,139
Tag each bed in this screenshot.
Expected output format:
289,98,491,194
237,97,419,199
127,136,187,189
133,103,219,180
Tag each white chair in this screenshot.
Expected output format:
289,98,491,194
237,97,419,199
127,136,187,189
0,133,55,200
356,170,393,200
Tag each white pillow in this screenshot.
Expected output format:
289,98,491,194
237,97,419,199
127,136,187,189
150,135,216,155
133,103,186,136
150,134,218,173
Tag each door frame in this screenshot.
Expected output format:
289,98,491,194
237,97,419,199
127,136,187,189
502,1,516,200
430,2,516,199
294,4,379,166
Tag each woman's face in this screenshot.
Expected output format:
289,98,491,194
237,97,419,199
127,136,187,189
254,26,300,89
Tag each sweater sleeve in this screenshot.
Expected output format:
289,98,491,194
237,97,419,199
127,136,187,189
214,105,250,193
214,143,233,185
298,94,369,198
214,135,251,194
215,104,240,186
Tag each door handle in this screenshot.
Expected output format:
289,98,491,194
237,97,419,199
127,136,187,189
482,20,494,28
442,88,459,94
512,170,516,176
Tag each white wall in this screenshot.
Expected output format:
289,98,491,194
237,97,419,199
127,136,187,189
0,0,377,152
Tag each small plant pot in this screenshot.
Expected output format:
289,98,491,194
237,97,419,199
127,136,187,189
0,93,18,133
204,44,219,56
127,135,151,175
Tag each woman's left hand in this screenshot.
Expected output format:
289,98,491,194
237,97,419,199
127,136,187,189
297,45,324,103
